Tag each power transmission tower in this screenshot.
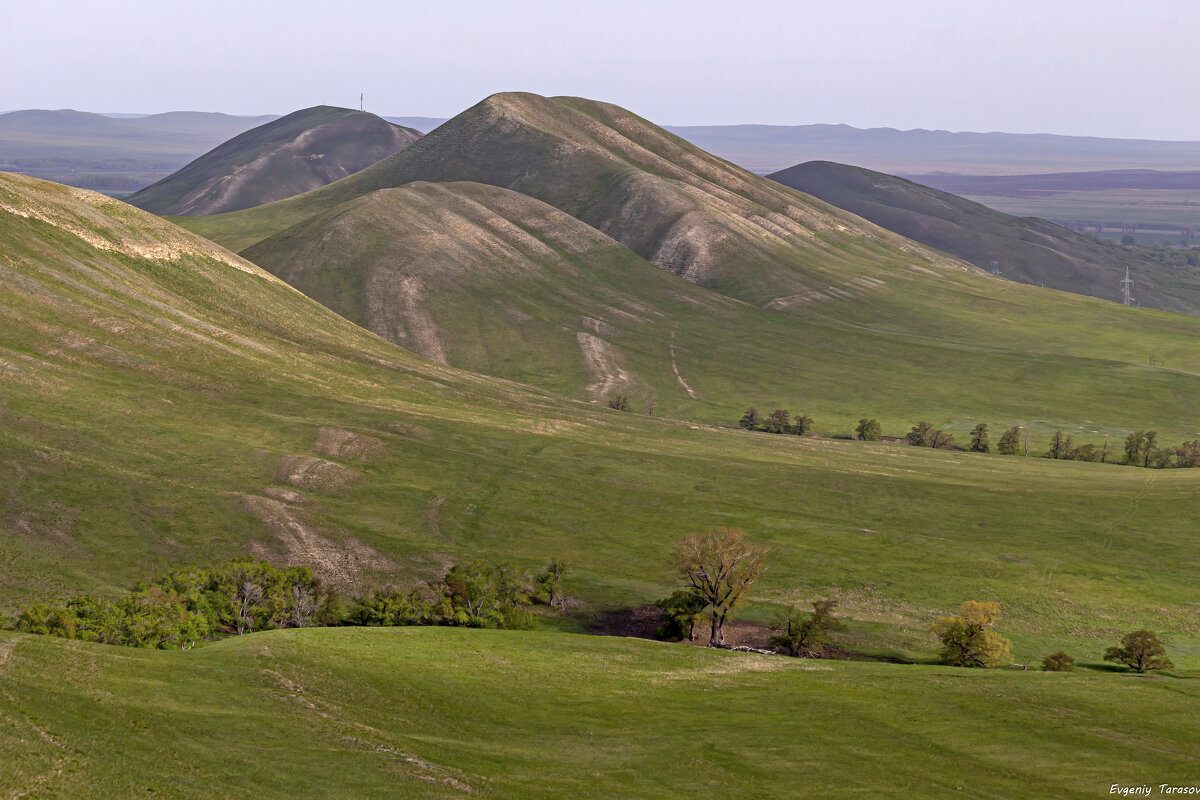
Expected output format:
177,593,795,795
1120,266,1134,306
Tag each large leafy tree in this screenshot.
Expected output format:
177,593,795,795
933,601,1012,668
1104,630,1174,673
671,528,768,647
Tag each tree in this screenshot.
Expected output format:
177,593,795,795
1104,629,1173,674
607,395,630,411
788,414,814,436
855,418,881,441
997,426,1021,455
535,559,569,608
928,428,955,449
1123,431,1159,467
770,599,845,657
932,601,1012,668
906,421,935,447
1176,439,1200,468
655,589,707,641
671,528,768,647
738,408,760,430
1041,651,1075,672
1047,430,1068,459
968,423,990,453
764,409,790,434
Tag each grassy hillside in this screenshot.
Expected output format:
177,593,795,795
2,627,1197,799
0,109,274,194
769,160,1200,314
175,94,1200,441
3,172,1200,666
126,106,421,215
233,178,1200,441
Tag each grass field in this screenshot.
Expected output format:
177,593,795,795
4,172,1200,668
1,627,1197,799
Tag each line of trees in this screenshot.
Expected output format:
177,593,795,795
738,407,813,435
657,530,1177,674
7,557,570,649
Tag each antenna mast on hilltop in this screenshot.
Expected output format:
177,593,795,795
1121,266,1134,306
360,93,364,112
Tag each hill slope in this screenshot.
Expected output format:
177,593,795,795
4,172,1200,659
769,160,1200,314
235,175,1200,438
2,627,1197,799
126,106,421,215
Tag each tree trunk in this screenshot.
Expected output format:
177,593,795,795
708,610,724,647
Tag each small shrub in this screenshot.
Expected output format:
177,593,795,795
1041,651,1075,672
855,418,881,441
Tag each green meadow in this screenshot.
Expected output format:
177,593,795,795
2,628,1197,799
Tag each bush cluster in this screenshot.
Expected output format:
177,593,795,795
737,407,813,435
10,557,570,649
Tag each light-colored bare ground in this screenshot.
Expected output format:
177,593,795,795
668,331,697,399
366,274,447,364
313,427,385,461
242,495,391,587
576,332,631,398
274,455,360,492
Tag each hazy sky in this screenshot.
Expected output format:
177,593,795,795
4,0,1197,139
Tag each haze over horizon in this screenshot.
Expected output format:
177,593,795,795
4,0,1197,140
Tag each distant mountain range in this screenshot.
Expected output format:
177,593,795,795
665,124,1200,175
10,109,1200,196
0,109,274,193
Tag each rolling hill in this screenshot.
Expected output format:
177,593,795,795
126,106,421,215
768,160,1200,314
3,150,1200,797
177,92,979,307
3,627,1198,799
174,93,1200,441
4,171,1200,644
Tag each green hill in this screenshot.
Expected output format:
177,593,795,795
3,157,1200,797
126,106,421,215
174,95,1200,440
3,173,1200,651
2,627,1197,799
769,160,1200,314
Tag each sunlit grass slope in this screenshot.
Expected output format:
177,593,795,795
2,173,1199,666
1,628,1197,799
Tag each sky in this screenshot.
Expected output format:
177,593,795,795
3,0,1198,139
